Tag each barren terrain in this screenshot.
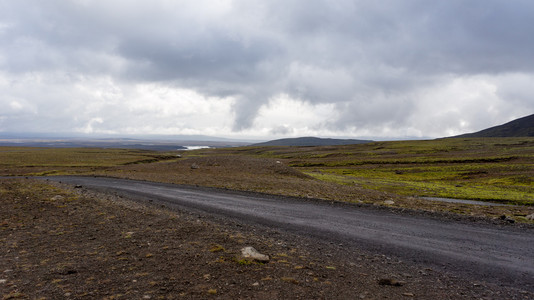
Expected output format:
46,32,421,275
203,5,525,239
2,178,533,299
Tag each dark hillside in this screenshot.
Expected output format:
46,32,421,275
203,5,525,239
252,136,372,146
456,114,534,137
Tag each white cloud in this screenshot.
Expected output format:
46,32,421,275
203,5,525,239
0,71,236,135
410,73,534,137
79,117,104,134
0,0,533,139
119,84,236,134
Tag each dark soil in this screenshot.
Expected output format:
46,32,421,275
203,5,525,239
1,178,532,299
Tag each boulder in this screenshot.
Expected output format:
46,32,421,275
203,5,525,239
50,195,64,201
240,246,269,263
526,213,534,221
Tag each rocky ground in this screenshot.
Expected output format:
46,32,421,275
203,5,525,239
1,178,533,299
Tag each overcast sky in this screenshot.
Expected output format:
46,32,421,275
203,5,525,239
1,0,533,140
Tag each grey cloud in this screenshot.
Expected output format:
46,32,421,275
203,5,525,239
117,34,281,84
378,1,534,74
1,0,533,136
270,125,294,136
332,94,416,131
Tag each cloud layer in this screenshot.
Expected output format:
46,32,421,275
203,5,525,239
1,0,533,139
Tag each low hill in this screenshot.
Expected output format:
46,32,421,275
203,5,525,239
456,114,534,137
252,136,373,147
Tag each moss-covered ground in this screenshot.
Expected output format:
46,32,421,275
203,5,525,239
211,138,534,206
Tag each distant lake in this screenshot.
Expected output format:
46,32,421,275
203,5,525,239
182,146,211,150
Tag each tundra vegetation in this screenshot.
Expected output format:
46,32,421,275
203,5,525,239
0,137,533,220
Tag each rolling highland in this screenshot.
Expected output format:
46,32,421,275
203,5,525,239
457,113,534,137
252,137,372,147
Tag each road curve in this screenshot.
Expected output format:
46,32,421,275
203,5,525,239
44,176,534,290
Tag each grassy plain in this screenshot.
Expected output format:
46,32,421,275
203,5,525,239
245,137,534,206
199,138,534,205
0,147,177,176
1,137,533,220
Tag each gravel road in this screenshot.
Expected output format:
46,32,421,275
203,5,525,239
44,176,534,292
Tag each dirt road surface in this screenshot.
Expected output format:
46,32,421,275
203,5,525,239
44,176,534,293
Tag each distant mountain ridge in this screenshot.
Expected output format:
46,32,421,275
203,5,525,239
456,114,534,138
251,137,373,147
